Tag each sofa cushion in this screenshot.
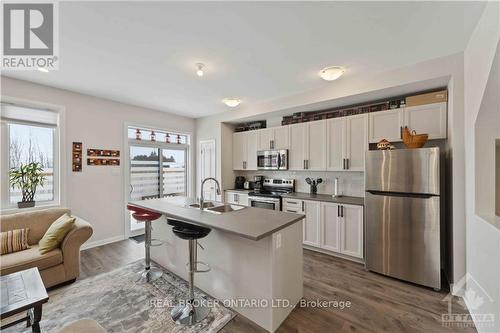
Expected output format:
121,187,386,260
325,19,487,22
1,228,30,254
0,244,63,276
39,214,75,254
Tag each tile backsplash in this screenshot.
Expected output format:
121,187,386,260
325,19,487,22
236,171,365,197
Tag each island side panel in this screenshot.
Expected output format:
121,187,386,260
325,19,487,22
150,217,274,331
271,221,304,331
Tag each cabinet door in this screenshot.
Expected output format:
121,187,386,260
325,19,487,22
246,130,258,170
345,114,368,171
303,200,321,247
320,202,340,252
232,132,247,170
273,126,289,149
404,102,447,139
237,193,249,206
225,192,238,205
307,120,327,170
257,128,274,151
369,109,404,143
288,123,307,170
340,204,364,259
326,118,345,171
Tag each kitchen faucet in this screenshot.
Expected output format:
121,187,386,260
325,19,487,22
200,177,221,210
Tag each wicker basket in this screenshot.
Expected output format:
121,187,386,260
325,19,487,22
403,127,428,149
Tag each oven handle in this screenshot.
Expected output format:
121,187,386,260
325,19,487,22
248,197,281,204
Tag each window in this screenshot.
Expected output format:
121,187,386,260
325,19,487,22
1,103,60,209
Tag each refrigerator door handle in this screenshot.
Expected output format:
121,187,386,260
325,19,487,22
366,190,435,199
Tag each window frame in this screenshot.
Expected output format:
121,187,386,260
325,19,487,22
1,99,64,212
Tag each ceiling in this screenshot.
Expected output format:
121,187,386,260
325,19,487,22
3,1,485,118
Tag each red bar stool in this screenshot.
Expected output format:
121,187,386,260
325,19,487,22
127,204,163,282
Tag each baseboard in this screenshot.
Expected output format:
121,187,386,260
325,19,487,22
303,245,365,264
81,235,125,250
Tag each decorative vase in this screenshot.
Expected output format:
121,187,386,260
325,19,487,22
17,201,35,208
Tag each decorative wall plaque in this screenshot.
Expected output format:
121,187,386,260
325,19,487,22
87,158,120,166
72,142,82,172
87,149,120,157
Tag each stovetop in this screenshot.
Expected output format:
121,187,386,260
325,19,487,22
248,178,295,198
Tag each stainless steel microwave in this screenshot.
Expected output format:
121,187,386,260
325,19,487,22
257,150,288,170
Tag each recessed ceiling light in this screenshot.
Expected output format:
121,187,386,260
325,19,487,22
37,67,49,73
222,98,241,107
319,66,345,81
196,63,204,77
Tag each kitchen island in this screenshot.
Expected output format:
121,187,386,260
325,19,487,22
130,197,305,332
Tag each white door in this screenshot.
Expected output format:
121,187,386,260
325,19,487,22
307,120,327,170
345,114,368,171
246,130,258,170
232,132,247,170
288,123,307,170
369,109,404,143
273,126,289,149
404,102,447,139
320,202,340,252
326,118,345,171
340,204,364,259
200,140,216,201
303,200,321,247
257,128,273,151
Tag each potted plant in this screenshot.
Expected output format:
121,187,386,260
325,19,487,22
9,162,46,208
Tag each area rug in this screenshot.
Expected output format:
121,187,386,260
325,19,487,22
4,261,235,332
129,234,146,243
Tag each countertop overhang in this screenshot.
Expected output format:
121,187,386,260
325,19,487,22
129,197,305,241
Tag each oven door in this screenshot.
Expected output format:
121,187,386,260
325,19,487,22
257,150,279,170
248,197,281,211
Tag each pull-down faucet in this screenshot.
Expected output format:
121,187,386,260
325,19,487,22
199,177,221,210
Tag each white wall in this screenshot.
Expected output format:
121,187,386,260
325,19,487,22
463,2,500,332
196,51,467,284
1,76,196,247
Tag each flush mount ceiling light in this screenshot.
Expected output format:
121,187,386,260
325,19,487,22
222,98,241,107
195,63,205,77
37,67,49,73
319,66,345,81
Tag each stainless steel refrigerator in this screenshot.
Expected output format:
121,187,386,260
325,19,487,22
365,147,441,290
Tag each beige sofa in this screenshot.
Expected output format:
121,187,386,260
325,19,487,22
0,208,93,288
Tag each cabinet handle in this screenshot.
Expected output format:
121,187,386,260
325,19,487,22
302,201,305,212
337,205,340,217
306,160,309,169
400,126,403,139
346,158,349,170
303,160,306,169
343,158,346,170
341,205,344,218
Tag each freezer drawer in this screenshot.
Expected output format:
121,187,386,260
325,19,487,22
365,191,441,289
365,148,440,195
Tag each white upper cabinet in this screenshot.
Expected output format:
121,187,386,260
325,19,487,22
257,128,274,151
232,131,258,171
320,202,340,252
327,114,367,171
369,109,404,143
345,114,368,171
404,102,447,139
232,132,247,170
340,204,364,259
307,120,327,170
273,126,289,150
246,130,258,170
327,118,344,171
257,126,290,151
288,123,308,170
302,200,321,247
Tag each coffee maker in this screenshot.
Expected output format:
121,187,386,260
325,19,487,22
253,175,264,191
235,176,245,189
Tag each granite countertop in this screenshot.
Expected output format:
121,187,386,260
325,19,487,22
282,192,364,206
130,197,305,241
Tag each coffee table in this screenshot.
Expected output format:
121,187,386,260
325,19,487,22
1,268,49,333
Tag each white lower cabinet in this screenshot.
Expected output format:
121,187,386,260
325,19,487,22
283,198,364,260
225,191,249,206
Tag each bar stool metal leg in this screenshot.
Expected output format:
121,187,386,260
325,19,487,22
171,239,210,325
137,220,163,283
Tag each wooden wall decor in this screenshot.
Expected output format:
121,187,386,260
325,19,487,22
72,142,82,172
87,158,120,166
87,149,120,157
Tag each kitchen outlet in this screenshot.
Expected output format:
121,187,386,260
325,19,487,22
276,233,282,249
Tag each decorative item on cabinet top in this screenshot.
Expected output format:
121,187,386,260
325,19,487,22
402,127,429,149
234,120,267,132
376,139,395,150
72,142,82,172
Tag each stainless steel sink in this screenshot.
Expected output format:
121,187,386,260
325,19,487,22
188,202,215,209
206,204,246,214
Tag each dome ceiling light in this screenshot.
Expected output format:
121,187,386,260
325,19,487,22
222,98,241,108
319,66,345,81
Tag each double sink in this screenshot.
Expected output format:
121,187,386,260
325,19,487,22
187,202,246,214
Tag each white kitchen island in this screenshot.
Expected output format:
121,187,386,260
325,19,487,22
131,197,304,333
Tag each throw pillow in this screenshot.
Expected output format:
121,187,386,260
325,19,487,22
39,214,76,254
1,228,30,255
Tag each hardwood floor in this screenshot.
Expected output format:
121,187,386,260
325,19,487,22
80,240,476,333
